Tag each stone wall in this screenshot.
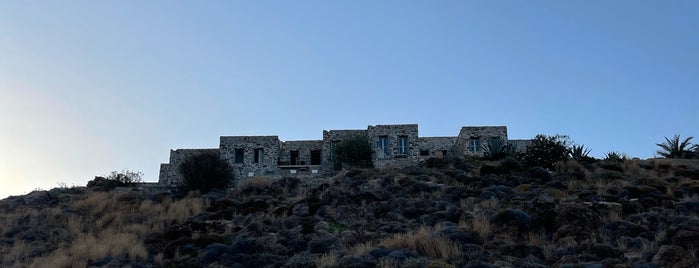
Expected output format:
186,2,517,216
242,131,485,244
158,124,531,186
454,126,508,157
508,139,533,153
158,148,219,186
279,140,324,166
367,124,420,168
219,136,281,178
418,137,458,158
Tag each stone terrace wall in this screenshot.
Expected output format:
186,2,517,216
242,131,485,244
418,137,458,158
279,140,324,165
158,148,219,186
321,129,367,170
454,126,508,157
367,124,420,168
220,136,281,178
508,139,533,153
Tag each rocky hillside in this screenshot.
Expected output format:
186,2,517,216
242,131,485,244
2,158,699,267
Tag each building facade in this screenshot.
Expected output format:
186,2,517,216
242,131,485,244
158,124,531,186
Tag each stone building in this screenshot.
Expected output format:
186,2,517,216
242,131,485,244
158,124,531,186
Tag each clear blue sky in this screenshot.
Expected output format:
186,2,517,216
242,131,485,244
1,1,697,198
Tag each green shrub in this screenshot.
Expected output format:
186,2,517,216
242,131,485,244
332,134,373,170
481,137,514,160
604,151,627,161
88,170,143,191
522,134,571,169
106,170,143,185
178,152,234,193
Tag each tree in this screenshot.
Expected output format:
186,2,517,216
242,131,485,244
522,134,571,169
332,134,373,169
178,152,234,193
656,135,698,159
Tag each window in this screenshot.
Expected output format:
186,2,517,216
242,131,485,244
311,150,321,165
378,136,389,157
469,139,480,152
419,150,429,156
398,136,409,155
290,150,299,165
234,149,244,163
254,148,263,163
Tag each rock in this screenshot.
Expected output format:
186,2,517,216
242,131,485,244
199,243,231,265
652,245,698,268
603,221,651,240
491,208,532,239
670,225,699,249
337,255,376,268
308,236,339,254
284,251,316,268
439,226,483,245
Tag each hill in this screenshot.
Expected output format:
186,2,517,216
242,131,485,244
2,158,699,267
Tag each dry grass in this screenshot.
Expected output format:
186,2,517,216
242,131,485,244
1,190,205,267
315,253,338,268
235,176,276,196
379,226,461,260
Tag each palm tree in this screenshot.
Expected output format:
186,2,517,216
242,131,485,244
656,135,698,159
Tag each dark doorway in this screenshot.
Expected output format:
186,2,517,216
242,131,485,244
290,150,299,165
311,150,321,165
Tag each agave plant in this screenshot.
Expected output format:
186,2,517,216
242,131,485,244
569,145,591,160
604,151,627,161
656,135,698,159
481,137,513,160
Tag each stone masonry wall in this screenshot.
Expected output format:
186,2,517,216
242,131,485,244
279,140,324,165
158,148,219,186
418,137,458,158
220,136,281,178
158,124,530,186
508,139,533,153
367,124,420,168
454,126,508,157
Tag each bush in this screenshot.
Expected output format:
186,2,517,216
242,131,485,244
178,152,234,193
332,135,373,170
656,135,698,159
87,170,143,191
522,134,571,169
481,137,514,160
106,170,143,185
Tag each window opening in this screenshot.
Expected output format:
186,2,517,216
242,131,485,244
398,136,409,155
234,149,244,163
378,136,389,158
254,148,263,163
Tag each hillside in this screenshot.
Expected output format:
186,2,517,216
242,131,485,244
2,158,699,267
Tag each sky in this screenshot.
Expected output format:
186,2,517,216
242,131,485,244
1,1,697,199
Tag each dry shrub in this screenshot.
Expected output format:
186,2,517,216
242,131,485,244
6,191,205,267
622,159,642,176
71,191,111,216
349,241,373,256
379,226,461,260
236,176,276,195
555,160,591,180
315,253,338,268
